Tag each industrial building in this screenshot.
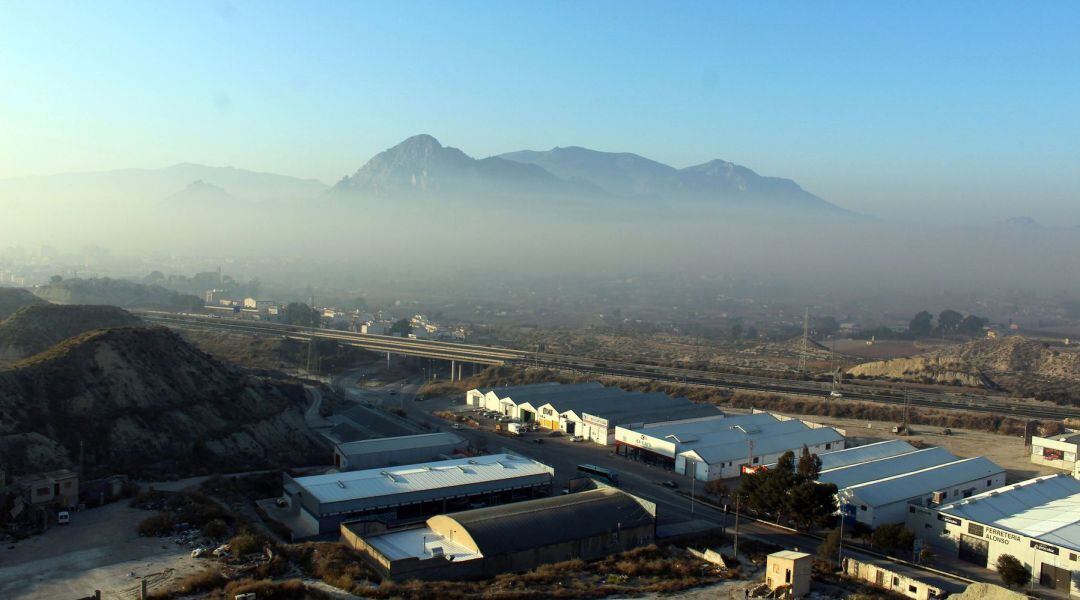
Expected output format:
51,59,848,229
343,487,657,580
332,432,468,471
838,456,1006,528
907,474,1080,597
615,412,845,480
1030,430,1080,473
465,382,719,443
815,440,919,470
281,454,553,537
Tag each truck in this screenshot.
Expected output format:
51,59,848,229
507,422,522,435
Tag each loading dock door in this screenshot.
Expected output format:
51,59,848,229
520,410,535,423
958,535,989,567
1039,563,1071,592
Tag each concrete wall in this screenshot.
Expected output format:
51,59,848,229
842,557,945,600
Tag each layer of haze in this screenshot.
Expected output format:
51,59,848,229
2,1,1079,224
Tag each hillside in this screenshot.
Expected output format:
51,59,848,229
33,277,202,310
848,336,1080,404
0,287,45,319
0,327,327,477
0,304,142,361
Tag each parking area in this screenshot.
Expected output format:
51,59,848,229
0,502,206,600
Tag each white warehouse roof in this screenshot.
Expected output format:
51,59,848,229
937,474,1080,552
294,454,552,504
816,440,918,471
629,412,775,444
335,432,465,456
683,423,845,465
846,456,1005,507
819,447,958,489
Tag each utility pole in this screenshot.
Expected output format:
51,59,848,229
902,389,911,435
690,469,696,515
837,511,845,568
733,489,741,559
797,307,810,374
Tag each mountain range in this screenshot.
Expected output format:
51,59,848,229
331,134,838,211
0,135,840,212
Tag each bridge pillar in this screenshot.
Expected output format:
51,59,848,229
451,360,457,382
458,363,463,381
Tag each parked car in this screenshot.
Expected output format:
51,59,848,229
829,391,843,398
57,511,70,525
659,480,679,489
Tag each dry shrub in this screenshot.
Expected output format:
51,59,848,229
283,542,376,591
211,578,328,600
148,569,228,599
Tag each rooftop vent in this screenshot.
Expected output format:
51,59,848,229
430,546,445,558
336,480,346,489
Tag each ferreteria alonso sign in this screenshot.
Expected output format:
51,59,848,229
984,526,1022,546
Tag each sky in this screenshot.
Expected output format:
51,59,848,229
2,1,1079,223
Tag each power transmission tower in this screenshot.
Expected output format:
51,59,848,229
797,307,810,374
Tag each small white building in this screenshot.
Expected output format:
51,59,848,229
1031,431,1080,472
842,554,960,599
906,474,1080,597
840,456,1006,528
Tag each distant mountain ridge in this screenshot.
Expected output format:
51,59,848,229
331,134,838,211
0,163,327,206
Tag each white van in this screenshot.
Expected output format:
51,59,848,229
57,511,70,525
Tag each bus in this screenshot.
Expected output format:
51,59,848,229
577,464,619,486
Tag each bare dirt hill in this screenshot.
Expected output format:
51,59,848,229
0,327,327,478
0,304,142,361
0,287,46,319
849,336,1080,404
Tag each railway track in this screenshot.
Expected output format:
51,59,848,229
142,311,1080,421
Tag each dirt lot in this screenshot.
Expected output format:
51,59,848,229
733,408,1058,482
0,502,207,600
830,339,925,359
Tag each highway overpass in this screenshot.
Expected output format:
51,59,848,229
140,311,1080,420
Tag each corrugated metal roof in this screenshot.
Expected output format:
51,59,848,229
293,454,553,504
937,474,1080,552
335,432,465,457
683,423,845,464
817,440,919,470
630,412,776,441
476,382,604,403
436,487,654,556
847,457,1005,507
764,439,917,470
819,447,958,489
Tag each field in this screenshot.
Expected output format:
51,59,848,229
829,339,923,359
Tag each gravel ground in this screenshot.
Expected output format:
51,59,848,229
0,502,206,600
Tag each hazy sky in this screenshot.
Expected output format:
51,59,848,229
2,1,1078,223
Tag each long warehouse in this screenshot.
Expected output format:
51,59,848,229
281,454,554,537
838,456,1006,528
466,382,719,443
907,474,1080,597
616,412,846,480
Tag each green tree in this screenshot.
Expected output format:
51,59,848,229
705,479,728,500
812,316,840,336
730,323,744,339
49,274,63,285
817,527,843,565
996,554,1030,588
908,311,933,337
389,318,413,337
786,480,838,528
284,302,320,327
871,523,916,556
958,314,988,336
937,309,963,334
796,446,822,480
